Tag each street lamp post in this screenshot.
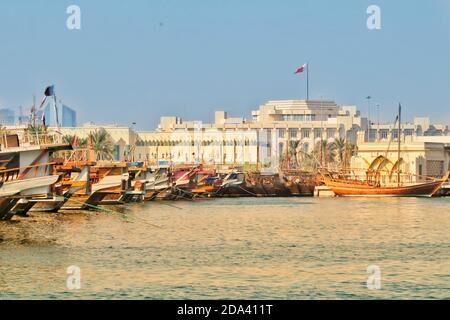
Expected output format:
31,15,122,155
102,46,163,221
131,122,137,162
366,96,371,142
376,104,380,141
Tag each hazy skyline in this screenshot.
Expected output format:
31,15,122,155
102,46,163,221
1,0,449,129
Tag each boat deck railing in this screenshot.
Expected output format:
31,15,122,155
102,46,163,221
1,129,67,150
0,162,58,183
322,166,445,186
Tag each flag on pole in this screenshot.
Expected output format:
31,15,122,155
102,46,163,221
71,135,78,148
294,63,307,74
294,62,310,100
44,85,55,97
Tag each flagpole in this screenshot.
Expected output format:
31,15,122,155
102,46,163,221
306,62,309,101
32,94,36,126
397,103,401,187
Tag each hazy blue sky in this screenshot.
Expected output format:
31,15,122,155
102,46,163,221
0,0,449,129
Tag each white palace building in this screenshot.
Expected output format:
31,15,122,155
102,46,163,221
51,99,449,173
7,99,449,177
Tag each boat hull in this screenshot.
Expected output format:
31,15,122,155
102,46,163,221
0,198,20,220
0,175,60,198
324,179,444,197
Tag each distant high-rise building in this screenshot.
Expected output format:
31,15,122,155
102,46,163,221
18,115,29,124
0,108,15,126
34,103,77,127
32,103,55,126
17,106,30,125
62,105,77,127
39,103,54,126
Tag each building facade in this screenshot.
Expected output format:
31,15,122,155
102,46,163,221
352,136,450,182
141,100,364,166
62,105,77,127
13,99,447,171
135,99,448,166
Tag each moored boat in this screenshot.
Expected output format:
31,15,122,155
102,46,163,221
322,104,447,197
62,160,130,209
281,170,319,196
322,175,444,197
28,160,94,212
124,163,172,201
0,133,72,220
217,171,293,197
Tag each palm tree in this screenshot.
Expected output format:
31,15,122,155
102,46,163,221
26,124,47,144
313,140,336,168
288,140,301,168
324,141,337,166
298,146,320,172
28,124,46,136
332,138,357,170
62,134,88,148
333,138,346,164
90,128,114,160
62,134,73,145
343,142,358,169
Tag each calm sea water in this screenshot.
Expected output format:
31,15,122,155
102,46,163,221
0,197,449,300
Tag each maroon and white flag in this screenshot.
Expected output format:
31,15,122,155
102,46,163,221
294,63,307,74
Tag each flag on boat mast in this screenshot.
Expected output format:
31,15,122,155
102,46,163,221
41,111,46,127
35,84,61,130
294,62,309,101
71,135,78,148
44,85,55,97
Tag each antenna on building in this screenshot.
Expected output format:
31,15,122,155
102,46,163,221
366,96,372,141
397,103,402,187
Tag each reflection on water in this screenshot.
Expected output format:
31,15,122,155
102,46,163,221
1,197,449,299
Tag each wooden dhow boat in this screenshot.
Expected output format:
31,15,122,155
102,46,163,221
433,173,450,197
217,170,292,197
322,174,444,197
189,167,221,197
280,170,318,197
125,163,171,201
322,104,446,197
27,159,94,212
62,160,130,209
165,165,201,200
0,134,72,220
216,171,248,196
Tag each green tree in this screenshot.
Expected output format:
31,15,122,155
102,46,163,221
343,142,358,169
62,134,88,148
298,146,320,172
331,137,358,169
28,124,46,136
90,128,114,160
312,140,336,168
333,137,346,163
288,140,301,168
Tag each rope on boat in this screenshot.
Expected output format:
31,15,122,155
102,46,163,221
156,201,184,210
213,185,224,195
237,185,259,197
171,186,196,201
62,196,163,229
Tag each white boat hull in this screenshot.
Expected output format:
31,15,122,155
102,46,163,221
0,175,60,198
